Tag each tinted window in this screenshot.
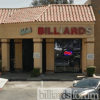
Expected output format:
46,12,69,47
54,39,82,72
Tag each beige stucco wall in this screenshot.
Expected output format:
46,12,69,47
46,39,54,71
87,38,94,66
33,38,42,73
0,22,95,73
82,39,87,72
91,0,100,73
0,22,94,39
1,39,10,71
82,38,95,72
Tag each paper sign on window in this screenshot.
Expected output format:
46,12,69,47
87,54,94,59
33,53,40,58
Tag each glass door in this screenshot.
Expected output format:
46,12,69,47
54,39,82,73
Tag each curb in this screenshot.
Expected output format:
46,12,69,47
8,78,82,81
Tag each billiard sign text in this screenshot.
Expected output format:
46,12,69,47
38,27,92,35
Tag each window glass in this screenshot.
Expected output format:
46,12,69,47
75,79,99,88
54,39,82,73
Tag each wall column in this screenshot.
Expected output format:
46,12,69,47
1,39,10,71
86,38,95,66
33,38,43,73
82,39,87,73
82,38,95,73
46,39,54,72
14,39,22,70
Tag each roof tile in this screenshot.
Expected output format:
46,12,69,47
0,4,96,24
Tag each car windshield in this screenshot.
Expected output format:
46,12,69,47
74,79,99,88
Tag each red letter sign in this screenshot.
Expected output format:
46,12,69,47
79,27,85,34
38,27,44,34
71,27,77,35
45,27,48,34
54,27,59,34
48,27,53,34
63,27,70,34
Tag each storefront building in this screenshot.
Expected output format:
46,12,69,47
85,0,100,73
0,4,96,73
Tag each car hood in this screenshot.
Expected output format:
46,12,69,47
64,87,97,94
71,87,95,93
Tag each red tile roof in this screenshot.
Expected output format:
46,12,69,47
0,4,95,24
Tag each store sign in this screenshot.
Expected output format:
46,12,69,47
38,27,92,35
87,54,94,59
20,27,32,35
64,51,73,56
33,53,40,58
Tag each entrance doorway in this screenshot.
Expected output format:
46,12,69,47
22,39,33,72
10,39,15,72
42,39,46,73
54,39,82,73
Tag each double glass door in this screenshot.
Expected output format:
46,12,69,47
54,39,82,73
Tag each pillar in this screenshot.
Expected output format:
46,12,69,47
33,38,42,73
82,38,95,73
1,39,10,71
82,39,87,72
14,39,22,70
86,38,95,66
46,39,54,72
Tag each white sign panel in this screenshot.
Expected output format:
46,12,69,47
33,53,40,58
87,54,94,59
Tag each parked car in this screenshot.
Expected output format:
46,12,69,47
60,78,100,100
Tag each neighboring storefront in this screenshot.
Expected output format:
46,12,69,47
0,4,95,73
85,0,100,73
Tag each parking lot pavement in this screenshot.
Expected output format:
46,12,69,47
0,81,73,100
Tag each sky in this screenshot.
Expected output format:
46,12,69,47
0,0,87,8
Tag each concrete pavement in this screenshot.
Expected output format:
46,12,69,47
0,78,8,91
0,81,73,100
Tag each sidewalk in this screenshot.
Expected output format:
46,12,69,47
0,78,8,90
0,72,85,81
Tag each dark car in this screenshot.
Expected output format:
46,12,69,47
60,78,100,100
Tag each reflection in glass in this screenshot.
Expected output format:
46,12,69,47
54,39,82,73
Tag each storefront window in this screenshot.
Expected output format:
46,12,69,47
54,39,82,73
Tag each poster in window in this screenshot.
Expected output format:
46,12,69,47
87,54,94,59
33,53,40,58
